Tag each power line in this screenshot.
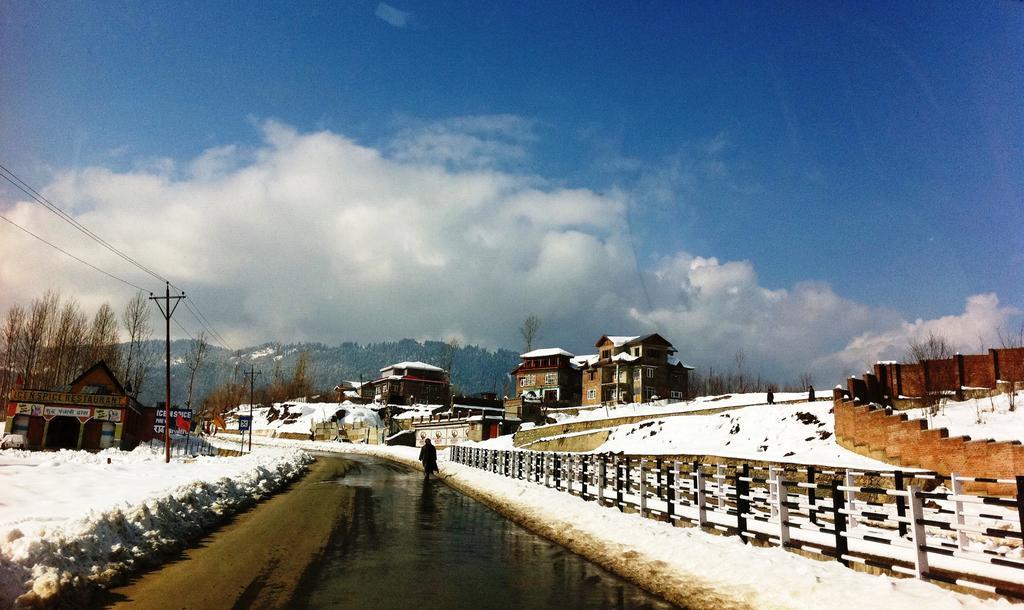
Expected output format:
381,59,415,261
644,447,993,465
0,164,168,283
0,212,151,292
1,163,236,350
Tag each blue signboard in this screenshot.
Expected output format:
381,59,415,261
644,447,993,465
238,415,252,431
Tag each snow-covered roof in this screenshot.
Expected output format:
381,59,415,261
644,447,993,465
570,354,598,369
605,336,640,347
611,352,639,363
668,355,694,369
380,361,444,373
521,347,575,359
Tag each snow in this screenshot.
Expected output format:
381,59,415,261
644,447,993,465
381,360,443,372
604,335,640,347
570,354,598,369
611,352,639,363
233,401,361,435
0,444,311,606
545,392,809,426
233,436,1009,608
594,402,896,468
901,391,1024,443
338,405,383,428
520,347,574,358
246,346,276,360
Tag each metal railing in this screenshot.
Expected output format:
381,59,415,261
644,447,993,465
450,446,1024,599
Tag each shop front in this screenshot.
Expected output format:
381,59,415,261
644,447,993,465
3,361,155,451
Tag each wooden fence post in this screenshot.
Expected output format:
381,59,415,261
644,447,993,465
736,464,749,543
695,464,707,527
951,472,968,552
908,485,929,579
544,452,551,487
717,463,727,510
831,480,849,566
844,470,858,529
582,455,589,500
807,465,817,525
616,454,624,511
598,454,606,505
775,469,790,547
667,461,677,522
639,458,648,516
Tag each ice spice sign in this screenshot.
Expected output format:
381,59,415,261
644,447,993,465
154,409,193,434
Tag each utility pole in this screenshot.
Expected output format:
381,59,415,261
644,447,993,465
243,365,262,452
150,281,185,464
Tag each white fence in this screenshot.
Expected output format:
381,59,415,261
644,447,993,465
450,446,1024,599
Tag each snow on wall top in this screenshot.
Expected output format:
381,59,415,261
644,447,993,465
521,348,575,359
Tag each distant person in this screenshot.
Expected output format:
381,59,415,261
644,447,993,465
419,438,439,480
767,389,774,405
808,386,816,402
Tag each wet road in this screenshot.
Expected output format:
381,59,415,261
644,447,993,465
98,454,677,609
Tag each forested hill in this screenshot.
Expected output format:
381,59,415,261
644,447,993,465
136,338,521,407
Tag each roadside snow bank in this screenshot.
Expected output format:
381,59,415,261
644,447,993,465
0,446,312,607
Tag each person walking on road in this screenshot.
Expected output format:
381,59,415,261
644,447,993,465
808,385,816,402
419,438,439,479
767,389,774,405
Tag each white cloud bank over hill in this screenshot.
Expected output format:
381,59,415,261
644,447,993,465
0,119,1018,385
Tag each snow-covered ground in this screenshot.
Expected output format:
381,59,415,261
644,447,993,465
484,396,895,469
232,400,382,436
0,444,311,606
902,390,1024,443
546,392,813,426
235,436,1011,609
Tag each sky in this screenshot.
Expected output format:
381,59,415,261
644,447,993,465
0,1,1022,385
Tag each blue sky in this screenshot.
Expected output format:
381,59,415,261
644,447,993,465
1,2,1021,382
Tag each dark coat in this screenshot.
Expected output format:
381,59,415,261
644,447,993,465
419,442,439,474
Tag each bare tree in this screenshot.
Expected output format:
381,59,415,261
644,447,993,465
120,291,154,396
998,323,1024,349
797,372,814,391
520,314,541,353
20,291,58,386
47,298,87,388
0,305,26,404
439,336,461,378
85,302,121,373
906,331,954,363
184,332,210,410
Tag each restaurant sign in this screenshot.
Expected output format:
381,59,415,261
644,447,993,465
10,388,125,407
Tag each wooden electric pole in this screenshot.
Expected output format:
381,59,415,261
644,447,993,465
150,281,185,464
243,365,262,452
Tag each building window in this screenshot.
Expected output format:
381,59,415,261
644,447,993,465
545,373,557,384
646,368,654,379
632,346,641,356
670,390,683,399
520,377,527,387
587,371,595,381
587,389,596,400
601,349,611,360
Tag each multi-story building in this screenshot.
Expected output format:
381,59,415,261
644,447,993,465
504,348,582,422
360,361,451,405
579,334,692,406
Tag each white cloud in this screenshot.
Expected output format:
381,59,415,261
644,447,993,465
375,3,411,28
0,119,1018,387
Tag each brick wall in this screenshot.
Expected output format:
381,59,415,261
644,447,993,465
962,354,996,388
833,388,1022,494
997,348,1024,382
924,358,959,392
898,363,923,397
872,347,1024,399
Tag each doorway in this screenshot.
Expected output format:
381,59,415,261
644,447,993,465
45,417,80,449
